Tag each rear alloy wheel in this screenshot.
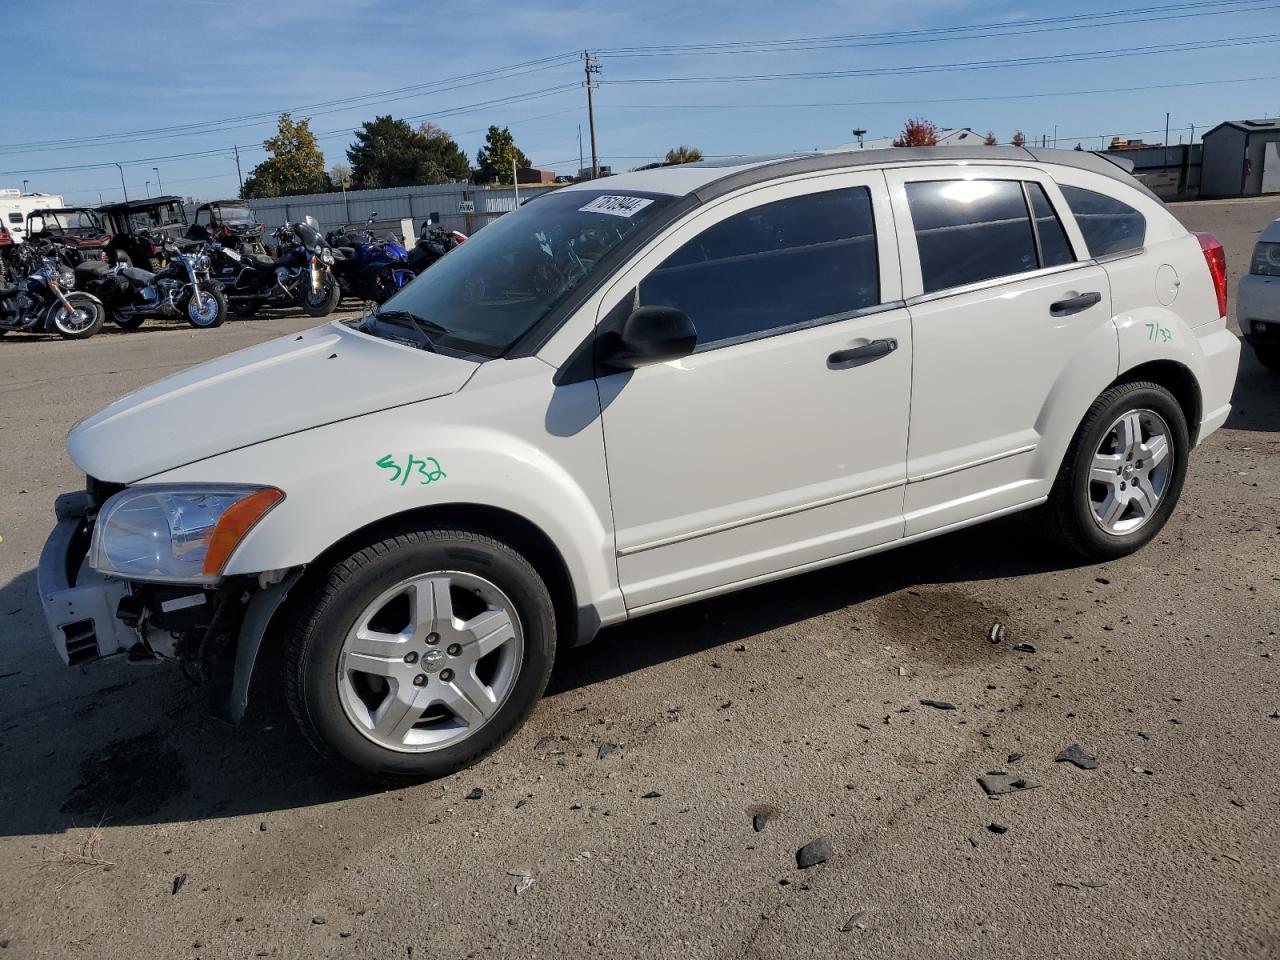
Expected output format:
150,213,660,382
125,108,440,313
1046,380,1189,559
285,528,555,784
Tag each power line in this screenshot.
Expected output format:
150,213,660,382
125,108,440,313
602,72,1280,111
598,0,1280,57
0,84,582,177
0,52,582,157
600,33,1280,84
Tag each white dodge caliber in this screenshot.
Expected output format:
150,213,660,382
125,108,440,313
39,147,1240,782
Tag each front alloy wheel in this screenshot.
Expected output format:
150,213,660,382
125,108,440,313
337,571,524,752
285,527,555,783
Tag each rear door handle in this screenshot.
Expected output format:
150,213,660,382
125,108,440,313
1050,291,1102,315
828,337,898,365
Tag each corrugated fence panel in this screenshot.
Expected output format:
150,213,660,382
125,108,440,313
246,184,559,238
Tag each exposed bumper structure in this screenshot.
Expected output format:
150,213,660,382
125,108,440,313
37,491,135,665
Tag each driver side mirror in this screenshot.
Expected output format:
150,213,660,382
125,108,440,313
597,306,697,371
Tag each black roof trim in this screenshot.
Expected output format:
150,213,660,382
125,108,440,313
97,195,184,212
692,146,1160,205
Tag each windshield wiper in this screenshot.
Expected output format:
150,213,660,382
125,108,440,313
374,310,447,351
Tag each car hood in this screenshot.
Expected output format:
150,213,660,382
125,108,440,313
68,321,479,482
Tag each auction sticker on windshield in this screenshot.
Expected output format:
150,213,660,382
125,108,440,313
578,195,654,218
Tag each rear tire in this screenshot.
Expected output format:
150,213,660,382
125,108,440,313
284,527,556,785
112,311,146,330
1045,380,1189,559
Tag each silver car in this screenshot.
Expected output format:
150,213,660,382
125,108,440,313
1239,217,1280,371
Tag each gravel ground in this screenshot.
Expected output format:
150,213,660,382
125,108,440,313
0,199,1278,960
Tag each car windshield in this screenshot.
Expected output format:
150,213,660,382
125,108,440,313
36,211,99,233
368,189,674,357
127,202,182,230
214,203,255,225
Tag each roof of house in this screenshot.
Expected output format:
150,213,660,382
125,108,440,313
1203,119,1280,138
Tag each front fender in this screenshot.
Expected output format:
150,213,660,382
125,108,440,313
148,362,625,629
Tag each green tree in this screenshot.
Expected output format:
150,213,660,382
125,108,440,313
346,116,470,189
664,145,703,164
240,113,327,199
329,162,353,189
475,125,530,184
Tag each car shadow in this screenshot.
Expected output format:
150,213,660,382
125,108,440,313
0,510,1080,839
1225,344,1280,434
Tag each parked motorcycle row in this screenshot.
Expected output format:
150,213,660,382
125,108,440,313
0,205,466,341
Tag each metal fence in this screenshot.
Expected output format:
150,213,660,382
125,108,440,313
244,182,560,240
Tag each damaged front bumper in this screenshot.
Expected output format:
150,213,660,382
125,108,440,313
37,490,137,665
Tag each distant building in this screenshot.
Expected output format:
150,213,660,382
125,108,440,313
1108,137,1162,150
578,165,613,179
517,167,556,185
832,127,983,150
1200,119,1280,198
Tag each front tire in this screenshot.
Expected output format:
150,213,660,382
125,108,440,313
285,527,556,784
300,275,341,317
1046,380,1189,559
1252,342,1280,372
184,282,227,329
50,295,105,340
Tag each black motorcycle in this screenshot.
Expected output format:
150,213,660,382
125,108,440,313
77,239,227,330
406,220,466,275
0,243,106,340
207,220,341,318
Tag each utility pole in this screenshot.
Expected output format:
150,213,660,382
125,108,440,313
852,128,867,148
153,166,163,194
145,180,151,198
582,51,601,179
233,145,244,194
114,162,129,202
577,124,584,180
513,156,520,206
1164,112,1171,174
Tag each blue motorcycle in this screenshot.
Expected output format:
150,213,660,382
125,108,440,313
327,213,416,304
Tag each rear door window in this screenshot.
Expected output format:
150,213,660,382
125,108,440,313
905,180,1038,293
1027,183,1075,268
639,187,880,349
1060,185,1146,257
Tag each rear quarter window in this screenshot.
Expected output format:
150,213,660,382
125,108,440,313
1060,185,1146,258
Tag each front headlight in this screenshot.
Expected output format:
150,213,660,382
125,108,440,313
89,485,284,583
320,247,334,265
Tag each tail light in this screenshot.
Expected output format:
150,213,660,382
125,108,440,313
0,225,11,246
1195,231,1227,319
450,230,467,244
221,226,232,238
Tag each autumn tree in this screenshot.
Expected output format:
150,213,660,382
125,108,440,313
329,163,352,189
346,116,470,189
983,131,998,146
475,126,531,184
664,145,704,164
241,113,328,198
1011,130,1026,147
893,118,940,147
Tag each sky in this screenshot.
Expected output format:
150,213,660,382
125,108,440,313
3,0,1279,205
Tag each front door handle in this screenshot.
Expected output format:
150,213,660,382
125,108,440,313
1050,291,1102,315
828,337,898,365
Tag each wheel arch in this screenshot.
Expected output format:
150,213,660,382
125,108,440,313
1115,358,1203,444
231,501,589,723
